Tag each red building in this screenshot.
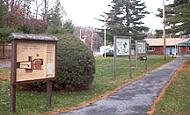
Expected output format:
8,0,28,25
145,38,190,55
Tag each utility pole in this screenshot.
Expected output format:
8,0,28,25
91,29,94,51
79,28,82,40
104,28,107,57
163,0,167,63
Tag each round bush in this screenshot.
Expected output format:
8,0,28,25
18,33,95,91
55,33,95,90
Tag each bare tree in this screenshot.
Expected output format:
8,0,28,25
35,0,44,19
43,0,48,21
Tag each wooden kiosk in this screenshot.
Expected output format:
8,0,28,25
10,33,58,112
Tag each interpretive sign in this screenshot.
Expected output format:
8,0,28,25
16,42,55,82
135,40,147,61
135,40,148,72
116,38,130,56
113,36,132,79
136,41,146,54
10,33,57,112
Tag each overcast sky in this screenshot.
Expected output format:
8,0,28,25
59,0,173,31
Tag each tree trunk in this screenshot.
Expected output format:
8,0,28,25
44,0,47,21
5,0,9,27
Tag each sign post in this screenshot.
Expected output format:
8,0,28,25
11,40,17,112
10,33,57,112
135,40,148,72
47,79,53,107
113,36,116,80
128,37,132,78
113,36,131,79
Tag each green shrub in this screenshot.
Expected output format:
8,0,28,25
55,33,95,90
46,25,64,35
0,27,17,42
18,33,95,91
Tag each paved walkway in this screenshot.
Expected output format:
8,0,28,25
59,57,184,115
0,59,10,68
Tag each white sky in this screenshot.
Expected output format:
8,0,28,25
59,0,173,31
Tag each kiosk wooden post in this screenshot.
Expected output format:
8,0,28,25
47,79,52,107
10,33,58,112
10,40,17,112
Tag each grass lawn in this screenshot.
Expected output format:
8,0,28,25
154,58,190,115
0,55,174,115
0,68,10,80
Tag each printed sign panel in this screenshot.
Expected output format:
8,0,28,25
116,38,130,56
136,41,146,54
16,41,55,82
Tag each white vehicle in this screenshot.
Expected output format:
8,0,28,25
99,45,113,55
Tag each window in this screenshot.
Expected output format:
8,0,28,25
148,47,155,52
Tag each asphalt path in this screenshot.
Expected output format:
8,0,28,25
59,57,184,115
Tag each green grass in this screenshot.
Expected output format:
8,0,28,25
0,55,174,115
154,59,190,115
0,68,10,79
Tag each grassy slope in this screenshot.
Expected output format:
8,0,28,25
0,55,173,115
154,58,190,115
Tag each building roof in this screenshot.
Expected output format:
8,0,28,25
178,40,190,46
145,38,190,46
10,33,58,41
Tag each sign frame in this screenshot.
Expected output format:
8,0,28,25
135,40,148,72
136,40,146,54
135,40,147,60
113,36,132,79
115,37,130,56
10,33,58,112
15,41,56,83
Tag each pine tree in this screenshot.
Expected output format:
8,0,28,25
157,0,190,37
100,0,149,42
47,0,63,26
0,0,7,27
62,19,74,34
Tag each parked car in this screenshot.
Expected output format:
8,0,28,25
103,50,114,57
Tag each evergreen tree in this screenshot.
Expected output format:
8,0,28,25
47,0,63,26
155,29,163,38
63,19,74,34
0,0,7,27
157,0,190,37
100,0,149,42
46,0,75,35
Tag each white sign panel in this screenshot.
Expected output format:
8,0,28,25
137,41,146,54
116,38,130,55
